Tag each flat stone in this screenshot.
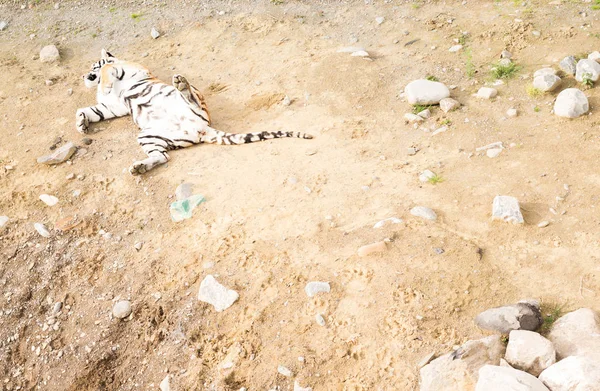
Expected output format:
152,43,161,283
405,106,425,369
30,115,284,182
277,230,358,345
277,365,293,377
476,87,498,99
539,356,600,391
487,148,503,158
0,21,7,31
449,44,463,52
475,365,550,391
533,68,557,78
357,241,387,257
34,223,51,238
39,194,59,206
0,216,8,229
547,308,600,361
151,27,160,39
553,88,589,119
506,108,518,118
112,300,132,319
175,183,193,201
159,375,170,391
198,275,239,312
37,142,76,165
417,109,431,119
404,113,424,123
419,170,436,182
410,206,437,221
559,56,577,75
576,59,600,82
405,79,450,105
492,195,524,224
350,50,370,57
533,74,561,92
40,45,60,63
475,300,542,334
420,335,506,391
337,46,366,53
305,281,330,297
505,330,556,376
373,217,402,229
439,97,460,112
432,126,448,136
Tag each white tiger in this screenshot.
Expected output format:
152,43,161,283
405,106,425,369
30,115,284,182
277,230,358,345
77,49,313,175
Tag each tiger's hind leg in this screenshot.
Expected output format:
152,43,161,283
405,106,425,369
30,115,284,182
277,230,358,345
129,131,173,175
172,74,212,124
172,74,194,102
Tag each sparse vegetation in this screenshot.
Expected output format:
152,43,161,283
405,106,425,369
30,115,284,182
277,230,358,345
534,106,541,112
428,174,444,185
526,85,544,98
540,303,567,334
109,7,117,12
491,61,520,79
270,0,284,4
582,72,595,87
131,12,143,20
593,0,600,11
465,48,475,78
412,104,431,114
425,75,439,82
439,119,452,126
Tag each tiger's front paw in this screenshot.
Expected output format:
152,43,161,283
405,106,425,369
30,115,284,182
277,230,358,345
129,161,148,176
76,110,89,134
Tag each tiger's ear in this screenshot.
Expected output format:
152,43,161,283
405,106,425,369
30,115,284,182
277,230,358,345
101,49,114,59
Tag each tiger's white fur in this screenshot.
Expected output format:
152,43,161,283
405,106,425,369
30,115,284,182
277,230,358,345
77,49,313,175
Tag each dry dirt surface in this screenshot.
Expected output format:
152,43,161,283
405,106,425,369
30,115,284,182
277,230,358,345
1,0,600,390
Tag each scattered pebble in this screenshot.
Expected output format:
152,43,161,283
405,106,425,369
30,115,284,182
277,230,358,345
82,138,92,145
486,148,503,158
277,365,293,377
52,302,62,314
45,79,54,86
537,221,549,228
554,88,589,119
410,206,437,221
350,50,370,57
315,314,326,326
373,217,402,229
476,87,498,99
151,27,160,39
159,375,170,391
419,170,436,182
476,142,503,152
0,216,8,229
405,79,450,105
417,109,431,119
439,97,460,112
40,45,60,63
282,95,291,106
404,113,424,123
0,21,8,31
375,16,384,25
588,51,600,63
357,241,387,257
448,44,463,52
112,300,132,319
198,275,239,312
506,108,518,118
37,142,76,165
34,223,51,238
492,195,524,224
432,126,448,136
304,281,330,297
134,242,143,251
294,381,313,391
39,194,59,206
501,50,512,59
406,147,418,156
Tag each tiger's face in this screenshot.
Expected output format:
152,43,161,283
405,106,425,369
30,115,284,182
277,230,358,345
83,49,117,88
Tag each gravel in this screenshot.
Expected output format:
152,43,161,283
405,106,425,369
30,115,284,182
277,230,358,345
112,300,132,319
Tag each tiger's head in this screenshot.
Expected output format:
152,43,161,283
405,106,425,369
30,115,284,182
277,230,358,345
83,49,117,88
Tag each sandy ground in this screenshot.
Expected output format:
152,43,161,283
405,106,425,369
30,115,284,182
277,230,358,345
1,0,600,390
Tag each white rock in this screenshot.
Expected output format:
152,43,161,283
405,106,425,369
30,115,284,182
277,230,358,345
439,97,460,112
553,88,589,119
487,148,503,158
151,27,160,39
548,308,600,361
539,356,600,391
505,330,556,376
112,300,132,319
404,113,424,123
315,314,326,326
506,108,518,118
0,216,8,229
419,170,436,182
417,108,431,119
559,56,577,75
198,275,239,312
499,58,512,67
420,335,506,391
475,300,542,333
533,74,561,92
501,50,512,59
449,44,463,52
405,79,450,105
576,59,600,82
350,50,370,57
373,217,402,229
410,206,437,221
37,142,76,165
337,46,366,53
0,21,7,31
282,95,291,106
432,125,448,136
34,223,51,238
476,365,550,391
492,195,524,224
476,87,498,99
305,281,330,297
537,221,549,228
294,381,313,391
476,142,503,151
533,68,557,78
159,375,170,391
278,365,293,377
375,16,384,25
40,45,60,63
589,51,600,63
39,194,59,206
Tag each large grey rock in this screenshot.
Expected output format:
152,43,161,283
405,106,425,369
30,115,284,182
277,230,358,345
547,308,600,361
492,196,524,224
475,300,542,334
198,275,239,312
410,206,437,221
505,330,556,376
539,356,600,391
553,88,589,119
439,97,460,112
37,142,76,165
405,79,450,105
420,335,506,391
533,68,557,78
40,45,60,63
559,56,577,75
475,365,549,391
575,59,600,82
533,74,561,92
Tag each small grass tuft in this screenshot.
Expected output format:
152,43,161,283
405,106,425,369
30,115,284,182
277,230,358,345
491,61,520,79
412,104,431,114
540,303,567,334
428,174,444,185
109,7,117,12
526,85,544,98
131,12,143,20
465,48,475,78
439,119,452,126
425,75,439,82
534,106,541,112
270,0,284,4
582,73,595,87
593,0,600,10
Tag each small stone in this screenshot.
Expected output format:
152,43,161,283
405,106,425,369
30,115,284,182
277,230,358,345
559,56,577,75
315,314,326,326
40,45,60,63
159,375,170,391
141,52,149,57
39,194,59,206
575,59,600,82
501,50,512,59
198,275,239,312
45,79,54,86
0,21,7,31
432,126,448,136
505,330,556,376
506,108,518,118
350,50,370,57
52,302,63,314
277,365,293,377
175,183,193,201
547,308,600,361
418,352,436,369
533,68,557,78
82,138,92,145
337,46,366,53
37,142,76,165
476,87,498,99
537,221,549,228
475,300,542,334
532,31,541,37
533,74,561,92
405,79,450,105
282,95,291,106
553,88,589,119
404,113,424,123
54,2,60,9
406,147,418,156
112,300,132,319
0,216,8,229
439,97,460,112
357,241,387,257
539,356,600,391
499,58,512,66
492,196,524,224
588,51,600,63
134,242,143,251
419,170,436,182
417,109,431,119
34,223,51,238
410,206,437,221
475,365,550,391
373,217,402,228
449,44,463,52
151,27,160,39
487,148,503,158
305,281,330,297
375,16,385,25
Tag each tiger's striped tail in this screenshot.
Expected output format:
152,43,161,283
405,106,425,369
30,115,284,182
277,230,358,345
205,129,313,145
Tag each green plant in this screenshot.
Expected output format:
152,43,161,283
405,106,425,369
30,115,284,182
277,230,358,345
582,72,595,87
131,12,143,20
270,0,284,4
465,48,475,78
91,33,97,38
526,85,544,98
458,34,467,46
540,303,567,334
428,174,444,185
439,119,452,126
109,7,117,12
593,0,600,10
425,75,439,82
534,106,541,112
412,104,431,114
491,62,520,79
